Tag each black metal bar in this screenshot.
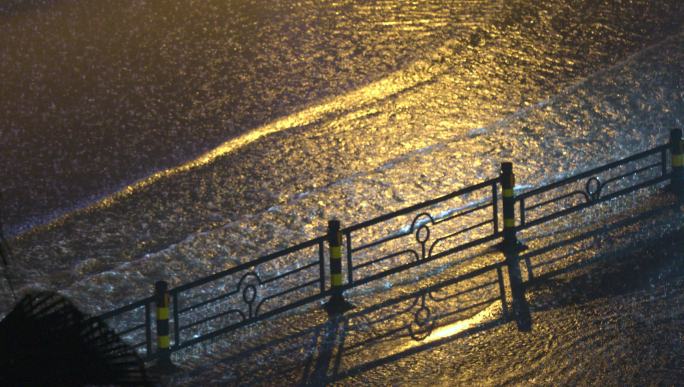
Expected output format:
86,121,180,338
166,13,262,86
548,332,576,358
318,240,325,294
427,219,492,257
179,309,245,332
145,302,152,355
435,218,491,241
518,145,667,200
519,198,525,227
93,296,154,323
172,236,326,293
117,322,146,337
261,260,319,284
173,291,330,352
519,174,669,231
347,234,499,289
353,249,419,271
670,128,684,199
527,190,587,212
352,230,411,253
343,179,498,233
661,147,668,177
345,231,353,284
500,162,517,250
434,202,492,224
131,340,149,350
492,182,498,235
601,162,661,187
258,279,320,306
178,288,241,314
173,293,180,349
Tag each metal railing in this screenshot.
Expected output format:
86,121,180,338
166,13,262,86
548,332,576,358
341,178,500,290
92,129,684,367
517,144,670,230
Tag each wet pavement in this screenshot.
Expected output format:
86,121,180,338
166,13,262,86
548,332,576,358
1,2,684,384
165,195,684,385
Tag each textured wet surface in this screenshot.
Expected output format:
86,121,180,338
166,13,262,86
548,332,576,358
1,1,684,384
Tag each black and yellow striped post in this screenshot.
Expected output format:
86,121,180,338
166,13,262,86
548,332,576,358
323,219,353,316
671,129,684,199
501,162,517,251
152,280,177,372
500,162,531,331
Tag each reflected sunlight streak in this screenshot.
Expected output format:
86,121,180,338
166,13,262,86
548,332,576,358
398,300,501,352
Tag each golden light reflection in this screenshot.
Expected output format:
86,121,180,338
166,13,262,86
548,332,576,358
91,56,439,211
398,300,501,352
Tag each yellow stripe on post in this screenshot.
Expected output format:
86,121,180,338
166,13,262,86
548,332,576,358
330,246,341,259
503,188,513,197
331,273,343,286
157,307,169,320
158,335,170,349
674,154,684,167
504,219,515,228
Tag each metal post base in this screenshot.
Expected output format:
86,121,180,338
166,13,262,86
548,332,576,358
494,240,528,253
148,356,179,375
324,294,354,316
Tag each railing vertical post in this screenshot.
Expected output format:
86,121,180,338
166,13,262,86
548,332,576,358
499,162,531,331
324,219,353,316
151,280,178,373
670,128,684,199
501,162,517,249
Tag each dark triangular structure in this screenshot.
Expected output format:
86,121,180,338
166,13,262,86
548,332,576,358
0,291,154,386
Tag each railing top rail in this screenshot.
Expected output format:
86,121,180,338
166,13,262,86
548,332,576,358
171,235,326,294
89,295,154,322
342,178,499,234
517,144,667,200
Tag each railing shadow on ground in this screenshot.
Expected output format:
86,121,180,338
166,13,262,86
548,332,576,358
170,190,681,385
520,194,676,278
172,249,517,385
521,196,681,312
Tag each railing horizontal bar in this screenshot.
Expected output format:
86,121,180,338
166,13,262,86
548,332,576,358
353,250,419,271
518,174,669,231
434,202,493,224
179,309,244,332
178,288,241,314
117,322,146,337
172,291,330,352
433,219,492,242
526,190,586,212
352,230,411,253
518,145,667,200
131,340,148,349
93,297,153,322
262,261,319,285
258,279,320,303
348,234,500,290
172,236,326,293
602,162,661,186
343,179,498,233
